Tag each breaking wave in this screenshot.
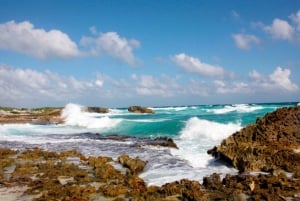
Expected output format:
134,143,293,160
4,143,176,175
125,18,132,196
61,103,121,130
206,104,263,114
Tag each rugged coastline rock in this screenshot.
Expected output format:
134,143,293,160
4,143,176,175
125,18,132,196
128,106,155,114
208,105,300,173
0,107,63,124
1,148,300,201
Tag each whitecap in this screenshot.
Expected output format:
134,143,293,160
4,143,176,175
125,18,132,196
171,117,242,168
61,103,121,129
207,104,263,114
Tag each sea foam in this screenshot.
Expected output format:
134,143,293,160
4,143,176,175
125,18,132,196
171,117,242,168
61,103,121,129
207,104,263,114
179,117,242,141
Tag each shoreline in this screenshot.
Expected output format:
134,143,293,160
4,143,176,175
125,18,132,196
1,105,300,200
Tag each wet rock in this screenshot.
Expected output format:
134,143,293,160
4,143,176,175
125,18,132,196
150,137,178,149
208,106,300,173
128,106,155,114
118,155,147,175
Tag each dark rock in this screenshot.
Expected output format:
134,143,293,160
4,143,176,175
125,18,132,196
128,106,155,114
147,137,178,149
86,107,110,113
203,173,222,190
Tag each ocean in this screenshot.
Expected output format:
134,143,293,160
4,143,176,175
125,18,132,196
0,102,298,186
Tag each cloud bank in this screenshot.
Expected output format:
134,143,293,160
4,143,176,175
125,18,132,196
0,64,297,107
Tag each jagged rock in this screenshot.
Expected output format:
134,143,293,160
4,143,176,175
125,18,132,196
151,137,178,149
208,106,300,173
128,106,155,114
118,155,147,175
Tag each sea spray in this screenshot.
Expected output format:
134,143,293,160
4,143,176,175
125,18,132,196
61,103,121,130
171,117,242,168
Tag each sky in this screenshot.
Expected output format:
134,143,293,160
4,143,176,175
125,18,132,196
0,0,300,108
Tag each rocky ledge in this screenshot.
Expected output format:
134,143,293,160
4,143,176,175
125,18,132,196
0,106,110,124
208,105,300,174
1,148,300,201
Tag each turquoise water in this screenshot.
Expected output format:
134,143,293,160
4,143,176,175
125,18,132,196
0,102,298,186
102,102,297,137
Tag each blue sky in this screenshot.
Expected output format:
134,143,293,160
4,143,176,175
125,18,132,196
0,0,299,107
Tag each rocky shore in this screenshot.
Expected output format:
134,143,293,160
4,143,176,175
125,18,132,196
0,105,300,200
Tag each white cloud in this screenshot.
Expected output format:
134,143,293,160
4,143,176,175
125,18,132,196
0,21,81,59
264,18,295,41
214,80,250,94
80,32,140,66
133,74,181,97
269,67,298,91
290,10,300,30
171,53,226,77
249,67,298,92
0,65,104,107
0,21,141,65
232,33,261,49
213,67,298,95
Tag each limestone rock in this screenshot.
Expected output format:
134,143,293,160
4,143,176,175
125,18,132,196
118,155,147,175
208,106,300,173
128,106,155,114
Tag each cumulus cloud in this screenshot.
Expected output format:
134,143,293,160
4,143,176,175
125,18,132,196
0,21,141,65
0,65,104,106
249,67,298,92
132,74,181,97
264,18,295,41
232,33,261,49
0,21,81,59
269,67,298,91
80,32,140,66
255,10,300,43
290,10,300,30
171,53,226,77
213,67,298,95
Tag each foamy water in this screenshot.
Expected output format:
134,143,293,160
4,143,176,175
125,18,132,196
0,102,297,186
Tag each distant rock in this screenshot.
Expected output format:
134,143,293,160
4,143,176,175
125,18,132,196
86,107,110,113
128,106,154,114
208,105,300,173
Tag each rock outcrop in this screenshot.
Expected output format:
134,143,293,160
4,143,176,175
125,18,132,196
208,105,300,173
86,107,110,113
0,107,63,124
128,106,155,114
